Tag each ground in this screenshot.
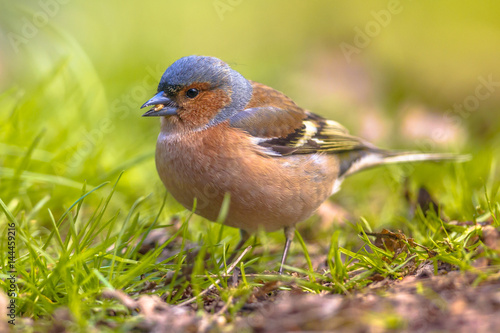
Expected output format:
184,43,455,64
7,189,499,332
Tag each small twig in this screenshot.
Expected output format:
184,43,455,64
200,294,234,330
176,245,252,307
191,273,282,278
347,267,366,278
215,294,233,316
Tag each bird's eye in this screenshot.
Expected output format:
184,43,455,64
186,88,199,99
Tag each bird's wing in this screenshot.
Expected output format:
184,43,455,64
229,81,369,156
229,82,469,177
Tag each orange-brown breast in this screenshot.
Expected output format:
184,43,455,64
155,121,340,232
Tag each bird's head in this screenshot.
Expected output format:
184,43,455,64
141,55,252,130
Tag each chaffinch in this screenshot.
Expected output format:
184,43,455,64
141,55,466,273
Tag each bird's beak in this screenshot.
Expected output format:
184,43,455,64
141,92,178,117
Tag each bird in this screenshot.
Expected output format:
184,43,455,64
141,55,468,274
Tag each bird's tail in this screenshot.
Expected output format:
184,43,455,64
340,150,471,178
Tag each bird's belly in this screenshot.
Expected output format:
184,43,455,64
155,130,339,232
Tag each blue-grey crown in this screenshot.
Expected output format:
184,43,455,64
159,56,228,89
159,55,253,126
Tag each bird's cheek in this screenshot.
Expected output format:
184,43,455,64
199,89,232,116
180,90,231,126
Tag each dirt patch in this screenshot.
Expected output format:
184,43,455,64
243,271,500,332
93,265,500,333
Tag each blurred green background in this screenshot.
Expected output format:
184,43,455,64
1,0,500,236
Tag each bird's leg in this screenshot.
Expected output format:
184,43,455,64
279,226,296,274
223,229,250,269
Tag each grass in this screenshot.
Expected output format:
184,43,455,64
1,16,499,330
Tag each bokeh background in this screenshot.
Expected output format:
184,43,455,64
1,0,500,245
